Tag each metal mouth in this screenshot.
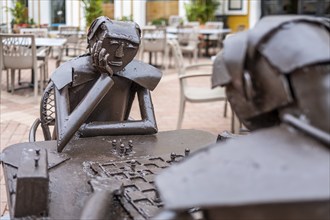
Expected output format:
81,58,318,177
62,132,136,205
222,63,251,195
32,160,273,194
109,60,123,66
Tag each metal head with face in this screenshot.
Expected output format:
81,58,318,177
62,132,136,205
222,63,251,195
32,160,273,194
87,16,141,74
212,15,330,132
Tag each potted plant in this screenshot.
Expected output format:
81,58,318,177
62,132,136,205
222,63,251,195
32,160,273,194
7,0,29,32
119,15,133,22
184,0,220,24
82,0,104,29
151,17,168,26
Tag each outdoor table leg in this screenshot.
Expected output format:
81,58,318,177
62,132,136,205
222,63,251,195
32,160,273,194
204,34,210,57
149,51,152,64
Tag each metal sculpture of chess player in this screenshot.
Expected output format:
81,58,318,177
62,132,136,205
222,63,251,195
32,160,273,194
155,16,330,219
50,16,162,152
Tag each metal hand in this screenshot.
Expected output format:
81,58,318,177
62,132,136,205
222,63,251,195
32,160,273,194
91,40,113,76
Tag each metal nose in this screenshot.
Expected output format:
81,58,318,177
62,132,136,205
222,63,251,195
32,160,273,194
115,43,124,58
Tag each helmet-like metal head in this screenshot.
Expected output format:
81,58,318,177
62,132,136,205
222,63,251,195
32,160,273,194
87,16,141,73
212,16,330,132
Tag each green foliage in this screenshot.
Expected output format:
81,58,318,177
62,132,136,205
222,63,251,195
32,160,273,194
82,0,104,28
6,0,28,24
184,0,220,24
151,17,168,26
119,15,133,22
29,18,35,25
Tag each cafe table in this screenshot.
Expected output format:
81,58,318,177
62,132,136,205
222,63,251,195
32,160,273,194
166,27,232,56
35,37,67,47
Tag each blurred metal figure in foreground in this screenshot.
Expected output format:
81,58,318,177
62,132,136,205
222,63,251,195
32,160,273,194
46,16,161,152
155,16,330,220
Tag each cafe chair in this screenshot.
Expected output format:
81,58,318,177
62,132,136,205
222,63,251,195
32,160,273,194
185,21,200,28
168,15,184,27
204,21,224,54
177,25,200,64
0,23,8,33
56,44,87,68
0,34,42,101
20,28,48,38
36,46,52,91
19,28,51,90
168,39,228,129
140,26,168,69
58,25,80,56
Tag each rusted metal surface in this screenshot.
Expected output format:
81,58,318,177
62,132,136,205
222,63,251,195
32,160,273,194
2,129,216,219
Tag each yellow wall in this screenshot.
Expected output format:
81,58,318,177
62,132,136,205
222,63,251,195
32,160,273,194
146,0,179,24
226,0,250,32
103,3,114,19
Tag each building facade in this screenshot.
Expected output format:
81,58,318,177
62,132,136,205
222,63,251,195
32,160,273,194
1,0,328,33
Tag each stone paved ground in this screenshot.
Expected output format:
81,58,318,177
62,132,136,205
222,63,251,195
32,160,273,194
0,53,232,216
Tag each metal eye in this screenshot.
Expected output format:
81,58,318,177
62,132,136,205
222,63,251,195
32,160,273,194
126,44,137,49
110,40,119,45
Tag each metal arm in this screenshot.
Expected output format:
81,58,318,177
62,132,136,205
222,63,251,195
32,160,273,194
55,74,114,152
79,87,158,137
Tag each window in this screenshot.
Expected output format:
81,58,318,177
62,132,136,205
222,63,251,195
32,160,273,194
51,0,66,28
262,0,330,17
224,0,248,15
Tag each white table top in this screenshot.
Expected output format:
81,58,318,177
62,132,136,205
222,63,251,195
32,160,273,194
142,33,177,40
48,30,86,36
36,38,67,47
166,27,232,35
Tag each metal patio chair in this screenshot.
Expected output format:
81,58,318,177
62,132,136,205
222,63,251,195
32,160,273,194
177,25,200,64
140,26,168,68
205,21,224,54
20,28,51,90
58,25,80,56
168,39,228,129
0,34,40,100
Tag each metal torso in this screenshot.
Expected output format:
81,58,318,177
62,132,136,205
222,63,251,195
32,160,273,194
51,54,162,123
69,74,134,122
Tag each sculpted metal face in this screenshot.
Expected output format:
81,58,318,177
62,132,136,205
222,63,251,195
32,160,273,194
88,17,141,75
102,38,139,73
212,16,330,131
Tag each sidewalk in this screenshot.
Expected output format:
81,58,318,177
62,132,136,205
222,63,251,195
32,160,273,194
0,55,232,216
